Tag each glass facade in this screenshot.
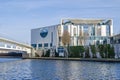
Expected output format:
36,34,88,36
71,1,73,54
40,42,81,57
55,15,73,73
106,25,110,36
62,21,112,46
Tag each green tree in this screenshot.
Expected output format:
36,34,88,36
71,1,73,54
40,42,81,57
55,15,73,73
62,30,71,57
69,46,80,58
108,45,115,58
98,45,104,58
104,44,110,58
69,46,85,58
79,46,85,58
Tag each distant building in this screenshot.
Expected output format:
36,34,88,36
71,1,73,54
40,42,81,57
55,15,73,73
31,18,113,50
112,34,120,44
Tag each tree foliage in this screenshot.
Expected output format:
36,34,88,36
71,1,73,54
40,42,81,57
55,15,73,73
98,45,104,58
85,47,90,58
62,30,71,46
69,46,85,58
90,45,97,58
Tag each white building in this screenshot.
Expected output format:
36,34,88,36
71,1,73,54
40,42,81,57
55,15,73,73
31,25,59,50
31,18,113,50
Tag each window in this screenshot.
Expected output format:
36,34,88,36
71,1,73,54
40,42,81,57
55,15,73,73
13,45,16,48
97,27,101,36
0,42,5,47
50,43,52,47
44,43,48,47
31,44,36,48
106,25,110,36
59,37,62,42
38,44,42,47
51,32,53,42
92,26,95,36
64,25,68,30
73,28,76,36
7,44,11,48
84,25,88,30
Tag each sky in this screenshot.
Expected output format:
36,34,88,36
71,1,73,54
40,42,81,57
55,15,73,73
0,0,120,44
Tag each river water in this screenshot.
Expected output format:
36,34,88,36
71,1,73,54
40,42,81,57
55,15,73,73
0,58,120,80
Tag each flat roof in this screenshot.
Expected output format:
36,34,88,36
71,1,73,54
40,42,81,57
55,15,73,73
31,24,60,30
62,18,112,24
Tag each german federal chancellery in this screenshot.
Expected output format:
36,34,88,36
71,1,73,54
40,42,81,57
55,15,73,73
31,18,113,50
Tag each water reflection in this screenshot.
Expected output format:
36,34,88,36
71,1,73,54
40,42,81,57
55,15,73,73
0,59,120,79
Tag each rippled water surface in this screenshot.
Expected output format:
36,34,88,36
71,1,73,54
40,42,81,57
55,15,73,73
0,58,120,80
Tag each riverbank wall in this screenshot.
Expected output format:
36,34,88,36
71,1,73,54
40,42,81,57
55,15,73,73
22,57,120,62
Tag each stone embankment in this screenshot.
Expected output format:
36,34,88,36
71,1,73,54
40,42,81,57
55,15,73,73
23,57,120,62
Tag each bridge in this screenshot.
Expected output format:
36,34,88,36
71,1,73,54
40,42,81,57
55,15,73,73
0,37,34,57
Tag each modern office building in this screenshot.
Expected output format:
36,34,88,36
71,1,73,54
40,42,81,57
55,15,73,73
31,24,59,50
31,18,113,50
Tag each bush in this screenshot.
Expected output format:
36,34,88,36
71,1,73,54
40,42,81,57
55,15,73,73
98,44,115,58
79,46,85,58
90,45,97,58
85,47,90,58
69,46,85,58
103,44,110,58
44,49,50,57
55,50,59,57
108,45,115,58
98,45,104,58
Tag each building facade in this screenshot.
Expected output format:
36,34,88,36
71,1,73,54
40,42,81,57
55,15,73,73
112,34,120,44
31,18,113,50
31,25,59,50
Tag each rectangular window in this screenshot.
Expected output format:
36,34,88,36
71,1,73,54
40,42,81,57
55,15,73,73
0,42,5,47
50,43,52,47
44,43,48,47
106,25,110,36
38,44,42,47
51,32,53,43
59,37,62,42
7,45,11,48
31,44,36,48
13,45,16,48
64,25,68,30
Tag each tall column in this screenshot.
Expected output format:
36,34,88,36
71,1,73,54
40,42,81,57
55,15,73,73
110,19,113,36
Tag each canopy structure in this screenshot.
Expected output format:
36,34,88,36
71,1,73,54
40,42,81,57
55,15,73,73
61,18,112,25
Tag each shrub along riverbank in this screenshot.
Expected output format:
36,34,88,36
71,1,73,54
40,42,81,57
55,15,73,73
35,44,115,59
68,44,115,58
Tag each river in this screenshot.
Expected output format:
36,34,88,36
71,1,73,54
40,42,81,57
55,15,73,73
0,58,120,80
